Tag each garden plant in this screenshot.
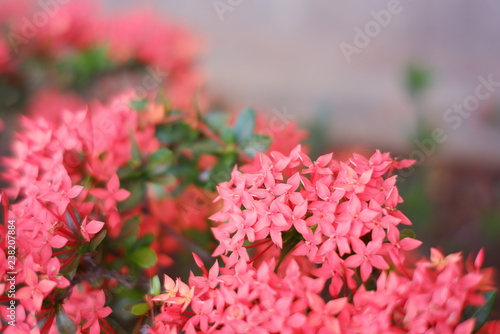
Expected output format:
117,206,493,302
0,1,498,333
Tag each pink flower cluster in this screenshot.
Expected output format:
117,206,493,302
0,88,308,332
0,171,112,333
3,94,156,233
151,250,492,333
150,146,496,333
0,93,158,332
1,0,203,115
211,146,416,280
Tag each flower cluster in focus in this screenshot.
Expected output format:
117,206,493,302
150,147,498,333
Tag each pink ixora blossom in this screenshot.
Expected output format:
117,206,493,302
90,173,130,212
63,287,113,334
150,248,494,333
162,145,495,334
209,145,417,282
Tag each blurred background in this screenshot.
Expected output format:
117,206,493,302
98,0,500,260
2,0,500,313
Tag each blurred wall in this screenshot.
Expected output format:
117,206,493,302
104,0,500,162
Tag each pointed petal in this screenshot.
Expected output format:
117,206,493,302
85,220,105,234
399,238,422,250
67,185,84,198
107,174,120,192
114,189,130,201
344,255,364,268
370,255,389,270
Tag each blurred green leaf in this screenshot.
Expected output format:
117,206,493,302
149,147,173,165
220,126,236,144
233,107,255,144
189,139,223,155
206,153,237,191
130,247,157,268
461,290,496,332
56,46,112,90
129,303,149,316
155,122,198,145
406,64,431,96
240,133,272,157
56,306,77,334
118,182,146,211
119,216,140,243
205,111,229,132
129,130,143,165
114,285,146,299
400,229,416,240
59,254,81,281
136,234,155,248
276,230,303,271
150,275,161,296
130,98,148,111
89,229,107,251
148,147,173,175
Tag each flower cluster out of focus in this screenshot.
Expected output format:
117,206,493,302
0,0,202,117
0,0,498,334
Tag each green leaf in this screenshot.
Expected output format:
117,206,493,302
136,233,155,248
233,108,256,144
148,147,174,176
240,133,272,157
129,131,143,164
118,216,140,243
461,290,497,332
89,229,107,251
149,148,173,168
59,254,82,280
130,98,148,111
56,46,112,90
205,111,229,132
206,153,236,191
118,181,146,211
56,307,77,334
189,139,223,155
130,247,157,268
129,303,150,316
150,275,161,296
406,64,431,96
155,122,198,145
220,125,237,144
276,230,303,271
399,229,416,240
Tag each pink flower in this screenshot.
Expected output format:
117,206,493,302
344,239,389,282
334,162,373,194
154,276,194,312
42,257,70,289
35,167,84,215
90,173,130,211
80,217,105,242
293,228,322,261
384,228,422,267
17,269,57,311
